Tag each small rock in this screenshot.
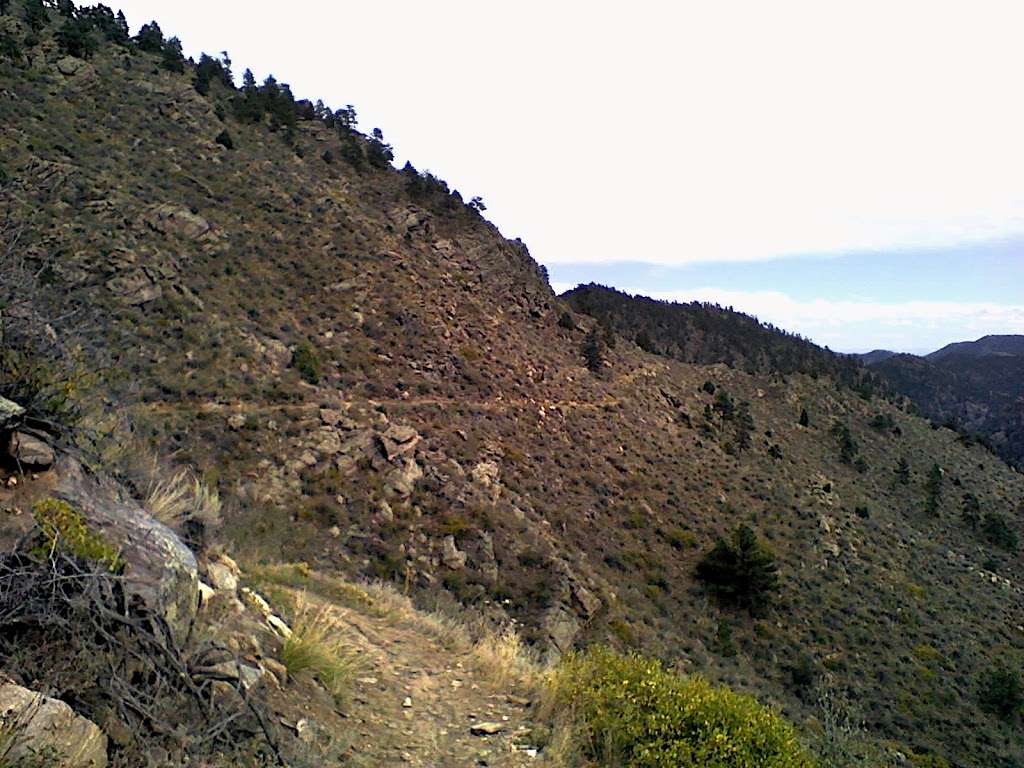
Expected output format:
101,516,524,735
206,562,239,593
470,722,505,736
262,657,288,686
227,413,246,430
402,696,413,708
197,581,215,608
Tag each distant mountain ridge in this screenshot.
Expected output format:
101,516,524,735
927,334,1024,361
858,349,898,365
865,335,1024,467
562,283,885,395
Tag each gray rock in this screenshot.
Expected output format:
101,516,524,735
0,683,107,767
105,269,161,306
470,722,505,736
8,432,55,470
56,56,85,76
205,562,238,593
54,458,198,644
144,203,211,240
442,535,467,570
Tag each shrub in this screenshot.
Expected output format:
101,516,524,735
695,524,779,609
280,593,358,703
982,512,1018,552
541,646,815,768
799,407,809,427
32,498,124,573
214,129,234,150
558,311,576,330
978,666,1024,719
291,341,321,384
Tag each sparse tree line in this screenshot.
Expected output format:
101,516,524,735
0,0,488,211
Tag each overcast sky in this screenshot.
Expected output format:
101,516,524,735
115,0,1024,353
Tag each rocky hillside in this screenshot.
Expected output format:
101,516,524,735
3,4,1024,766
868,337,1024,469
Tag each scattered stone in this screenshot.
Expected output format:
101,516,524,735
470,721,505,736
0,683,108,767
402,696,413,708
226,413,246,430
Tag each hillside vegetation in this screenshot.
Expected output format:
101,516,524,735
2,3,1024,766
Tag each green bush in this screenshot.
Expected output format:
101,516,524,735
544,646,815,767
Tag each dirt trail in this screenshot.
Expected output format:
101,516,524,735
298,590,542,767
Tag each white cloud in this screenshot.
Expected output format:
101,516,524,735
555,283,1024,353
115,0,1024,266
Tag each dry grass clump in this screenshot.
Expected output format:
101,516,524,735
280,593,359,703
146,468,222,529
469,625,542,693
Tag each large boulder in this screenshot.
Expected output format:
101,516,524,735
53,458,199,644
6,432,55,470
0,682,107,767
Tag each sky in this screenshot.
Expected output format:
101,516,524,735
114,0,1024,354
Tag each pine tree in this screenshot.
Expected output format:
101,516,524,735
696,524,779,608
581,329,604,373
799,407,809,427
924,463,943,515
895,457,911,486
23,0,48,32
134,21,165,53
55,16,97,58
161,36,185,73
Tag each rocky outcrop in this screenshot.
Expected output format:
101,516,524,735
144,203,212,241
105,268,161,305
0,682,107,767
53,458,199,644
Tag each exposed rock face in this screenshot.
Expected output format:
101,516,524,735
144,203,212,240
53,458,198,644
105,268,161,305
0,683,107,767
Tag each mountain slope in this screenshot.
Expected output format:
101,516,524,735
2,8,1024,766
869,339,1024,468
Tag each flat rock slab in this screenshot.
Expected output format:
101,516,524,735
0,682,107,767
